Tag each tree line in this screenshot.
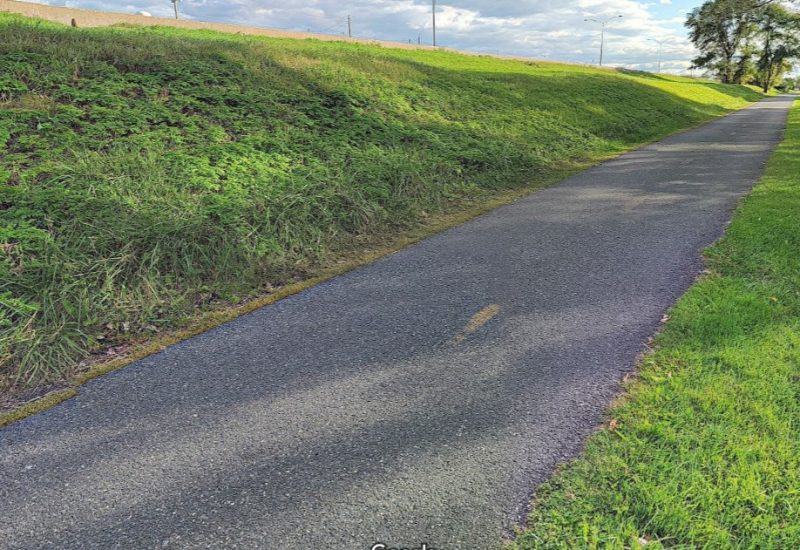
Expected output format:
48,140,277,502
687,0,800,91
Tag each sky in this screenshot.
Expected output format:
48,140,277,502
25,0,706,73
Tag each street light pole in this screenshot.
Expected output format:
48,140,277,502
432,0,437,47
584,15,622,66
600,24,605,66
648,38,666,73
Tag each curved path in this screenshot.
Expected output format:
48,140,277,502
0,97,793,550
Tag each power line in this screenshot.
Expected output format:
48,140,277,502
316,19,348,34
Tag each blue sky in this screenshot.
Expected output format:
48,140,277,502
24,0,706,73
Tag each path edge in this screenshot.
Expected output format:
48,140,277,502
0,100,766,430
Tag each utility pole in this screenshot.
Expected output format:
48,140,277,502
171,0,179,20
347,15,352,38
648,38,666,73
584,15,622,66
432,0,437,47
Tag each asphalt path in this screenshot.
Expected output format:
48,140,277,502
0,96,793,550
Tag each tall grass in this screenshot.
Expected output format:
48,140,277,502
512,100,800,548
0,14,763,388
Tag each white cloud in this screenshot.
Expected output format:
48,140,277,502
27,0,699,72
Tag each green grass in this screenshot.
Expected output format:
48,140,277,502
511,99,800,548
0,14,763,389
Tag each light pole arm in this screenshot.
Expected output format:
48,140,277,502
585,15,621,67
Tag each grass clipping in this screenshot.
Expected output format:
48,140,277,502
512,100,800,549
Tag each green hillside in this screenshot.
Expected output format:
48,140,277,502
0,13,762,388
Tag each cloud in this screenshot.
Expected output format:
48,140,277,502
27,0,699,73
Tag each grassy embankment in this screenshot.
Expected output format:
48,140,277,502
512,100,800,548
0,13,762,393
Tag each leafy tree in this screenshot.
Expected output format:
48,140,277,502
734,37,759,83
777,75,798,91
687,0,759,83
687,0,800,88
754,4,800,92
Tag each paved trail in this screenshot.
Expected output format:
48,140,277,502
1,97,792,550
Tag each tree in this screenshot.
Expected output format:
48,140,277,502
686,0,759,83
687,0,800,88
777,76,798,91
733,36,759,83
753,4,800,92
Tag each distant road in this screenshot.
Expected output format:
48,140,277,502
0,97,793,549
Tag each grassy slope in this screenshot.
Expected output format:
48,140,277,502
0,14,762,388
512,100,800,548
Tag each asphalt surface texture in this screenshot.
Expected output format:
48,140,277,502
0,96,793,550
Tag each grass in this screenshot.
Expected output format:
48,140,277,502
0,13,763,392
511,99,800,549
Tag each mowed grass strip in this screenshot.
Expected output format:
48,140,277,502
512,99,800,549
0,14,762,390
